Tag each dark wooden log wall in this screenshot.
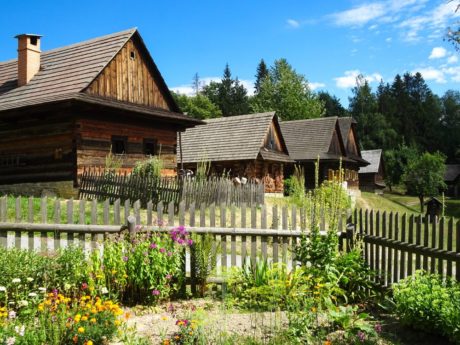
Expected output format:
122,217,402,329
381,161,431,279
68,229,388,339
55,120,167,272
183,158,285,193
0,113,75,184
85,38,171,111
75,118,178,176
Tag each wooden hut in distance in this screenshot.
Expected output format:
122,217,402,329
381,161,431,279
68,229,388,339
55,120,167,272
0,29,202,197
359,149,385,193
178,112,293,194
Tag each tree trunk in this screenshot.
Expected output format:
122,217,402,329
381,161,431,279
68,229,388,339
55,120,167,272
419,195,424,213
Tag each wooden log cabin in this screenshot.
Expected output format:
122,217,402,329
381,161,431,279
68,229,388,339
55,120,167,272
280,117,369,190
359,149,386,193
178,112,293,194
0,29,202,197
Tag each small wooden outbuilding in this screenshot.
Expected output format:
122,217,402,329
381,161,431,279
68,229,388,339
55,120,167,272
424,197,443,220
444,164,460,198
359,149,385,193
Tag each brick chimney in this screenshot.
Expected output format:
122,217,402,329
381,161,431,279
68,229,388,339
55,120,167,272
15,34,42,86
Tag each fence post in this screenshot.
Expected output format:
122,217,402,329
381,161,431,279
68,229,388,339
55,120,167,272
127,215,136,237
346,223,355,252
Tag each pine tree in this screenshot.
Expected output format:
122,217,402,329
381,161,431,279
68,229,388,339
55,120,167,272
254,59,269,94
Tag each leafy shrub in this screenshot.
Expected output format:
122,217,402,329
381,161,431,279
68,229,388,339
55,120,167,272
89,226,192,304
132,156,163,179
393,270,460,343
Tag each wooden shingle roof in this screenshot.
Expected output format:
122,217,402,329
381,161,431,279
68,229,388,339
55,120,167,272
280,116,344,161
359,149,383,174
0,28,200,125
338,117,355,146
179,112,292,163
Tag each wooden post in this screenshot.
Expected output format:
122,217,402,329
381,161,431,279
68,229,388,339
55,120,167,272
346,223,355,252
127,215,136,236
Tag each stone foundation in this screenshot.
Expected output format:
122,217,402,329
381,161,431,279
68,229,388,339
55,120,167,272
0,181,78,198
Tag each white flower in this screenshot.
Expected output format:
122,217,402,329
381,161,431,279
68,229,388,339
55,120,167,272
38,287,46,293
64,283,71,291
0,286,6,292
101,287,109,294
8,310,16,319
12,278,21,284
28,292,38,298
18,300,28,307
6,336,16,345
26,277,34,282
14,325,25,337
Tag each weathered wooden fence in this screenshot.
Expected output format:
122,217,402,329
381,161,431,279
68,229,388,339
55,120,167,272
78,170,264,209
1,195,459,288
353,209,460,285
181,176,264,208
78,169,181,207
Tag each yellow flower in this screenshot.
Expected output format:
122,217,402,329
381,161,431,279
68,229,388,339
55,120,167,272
74,314,81,323
87,341,94,345
78,326,85,333
311,307,317,313
161,315,168,321
111,270,117,275
163,340,170,345
114,319,121,326
90,318,97,324
81,316,88,321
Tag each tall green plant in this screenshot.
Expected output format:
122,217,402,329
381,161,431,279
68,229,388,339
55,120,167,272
191,233,217,297
132,156,164,179
196,158,211,181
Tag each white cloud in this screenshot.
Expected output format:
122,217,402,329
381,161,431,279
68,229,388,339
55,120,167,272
413,67,446,83
399,1,460,41
286,19,300,28
334,70,383,89
331,3,386,27
385,37,392,42
171,77,255,96
309,82,326,90
429,47,447,59
447,55,459,64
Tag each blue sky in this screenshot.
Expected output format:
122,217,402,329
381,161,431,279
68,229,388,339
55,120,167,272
0,0,459,106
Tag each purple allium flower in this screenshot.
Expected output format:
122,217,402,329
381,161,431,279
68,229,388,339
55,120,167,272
187,239,193,246
150,243,157,249
177,239,184,245
152,289,160,296
374,323,382,334
357,331,366,342
123,256,129,262
160,248,166,253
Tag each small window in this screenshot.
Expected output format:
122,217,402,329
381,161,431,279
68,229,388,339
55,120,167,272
130,51,136,60
143,138,157,156
30,37,38,46
111,136,127,154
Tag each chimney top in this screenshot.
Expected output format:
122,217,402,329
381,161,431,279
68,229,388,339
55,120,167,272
15,34,42,86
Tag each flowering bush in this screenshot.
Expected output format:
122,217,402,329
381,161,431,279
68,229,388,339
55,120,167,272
88,226,192,304
162,318,202,345
0,289,124,345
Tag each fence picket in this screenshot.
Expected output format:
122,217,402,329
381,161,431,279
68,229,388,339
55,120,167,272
438,217,445,277
430,217,437,273
447,218,453,277
407,215,414,277
400,213,407,280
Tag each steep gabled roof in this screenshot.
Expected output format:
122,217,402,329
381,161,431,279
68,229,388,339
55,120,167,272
360,149,383,174
179,112,292,163
445,164,460,182
338,117,355,146
0,28,191,122
280,116,347,161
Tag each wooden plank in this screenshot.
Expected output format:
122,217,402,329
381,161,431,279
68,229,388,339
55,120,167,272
91,199,98,224
241,203,247,264
369,210,375,276
430,217,437,273
178,201,185,226
231,204,236,267
273,206,279,263
103,199,110,225
400,213,407,280
456,220,460,281
291,205,297,230
381,211,387,286
393,212,399,283
67,199,74,246
447,218,453,278
157,201,163,226
200,203,205,227
407,215,414,277
438,217,445,277
415,215,422,271
387,212,393,285
124,199,130,224
14,197,21,249
146,200,153,226
423,215,429,271
168,201,175,226
114,199,121,225
375,211,381,283
54,199,61,252
79,199,85,224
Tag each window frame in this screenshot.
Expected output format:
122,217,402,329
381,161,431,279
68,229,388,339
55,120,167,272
111,136,127,155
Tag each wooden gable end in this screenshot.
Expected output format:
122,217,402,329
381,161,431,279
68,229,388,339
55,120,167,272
262,118,288,153
345,127,359,156
328,128,343,156
85,36,173,111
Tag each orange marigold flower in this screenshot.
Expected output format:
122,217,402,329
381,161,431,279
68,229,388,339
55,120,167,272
163,340,170,345
73,335,78,343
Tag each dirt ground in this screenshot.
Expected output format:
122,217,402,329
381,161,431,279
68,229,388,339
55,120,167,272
114,299,288,344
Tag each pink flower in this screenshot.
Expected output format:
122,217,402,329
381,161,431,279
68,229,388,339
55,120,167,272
167,251,172,257
152,289,160,296
160,248,166,253
123,256,129,262
81,283,88,290
150,243,157,249
166,274,172,280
